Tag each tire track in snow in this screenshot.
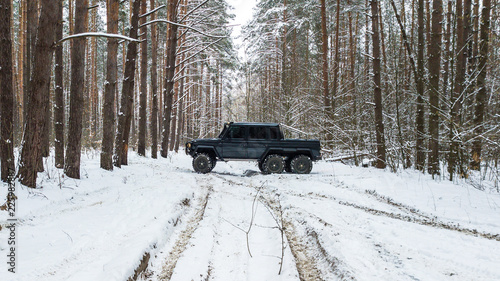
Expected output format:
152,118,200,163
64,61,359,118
213,173,500,280
268,184,500,242
158,179,212,280
260,190,354,281
212,174,328,281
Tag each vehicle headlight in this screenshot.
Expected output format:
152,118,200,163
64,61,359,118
186,143,191,149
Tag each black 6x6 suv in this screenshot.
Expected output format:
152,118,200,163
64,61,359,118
185,122,321,174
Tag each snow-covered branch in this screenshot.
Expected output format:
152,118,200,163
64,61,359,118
56,32,140,46
139,5,166,18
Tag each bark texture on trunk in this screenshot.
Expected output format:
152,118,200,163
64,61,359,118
101,0,119,170
416,0,426,171
427,0,443,176
114,0,141,167
18,0,58,187
320,0,330,117
0,0,16,181
54,0,65,169
449,0,468,179
471,0,491,170
161,0,180,158
150,0,158,159
138,0,148,156
65,0,89,179
370,0,386,169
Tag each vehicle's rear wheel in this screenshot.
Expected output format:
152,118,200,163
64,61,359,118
290,155,312,174
192,153,213,174
263,154,285,174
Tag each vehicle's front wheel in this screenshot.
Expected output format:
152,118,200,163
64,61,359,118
258,161,265,172
263,154,285,174
290,155,312,174
210,157,217,169
192,153,213,174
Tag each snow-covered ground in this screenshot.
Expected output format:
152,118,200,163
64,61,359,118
1,151,500,281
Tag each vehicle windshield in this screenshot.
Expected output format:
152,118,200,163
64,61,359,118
218,123,229,138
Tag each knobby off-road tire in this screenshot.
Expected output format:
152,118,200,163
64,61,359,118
263,154,285,174
290,155,312,174
192,153,214,174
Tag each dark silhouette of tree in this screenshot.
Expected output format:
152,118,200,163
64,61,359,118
427,0,443,176
161,0,180,158
138,0,148,156
18,0,59,187
370,0,386,169
0,0,15,181
471,0,491,170
114,0,141,167
54,0,65,169
101,0,119,170
65,0,89,179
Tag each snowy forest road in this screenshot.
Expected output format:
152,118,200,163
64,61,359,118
142,156,500,281
2,153,500,281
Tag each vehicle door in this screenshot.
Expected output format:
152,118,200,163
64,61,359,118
221,125,248,159
247,126,268,159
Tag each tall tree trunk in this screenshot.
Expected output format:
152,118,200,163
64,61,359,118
40,0,51,160
150,0,158,159
441,0,452,115
101,0,119,170
416,0,426,171
174,77,184,153
138,0,148,156
23,0,37,124
160,0,180,158
114,0,141,167
89,2,98,142
332,0,341,116
370,0,386,169
18,0,58,188
471,0,491,170
54,0,64,168
427,0,443,176
0,0,15,181
449,0,468,180
65,0,89,179
320,0,330,118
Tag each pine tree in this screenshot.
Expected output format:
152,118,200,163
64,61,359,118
18,0,59,187
0,0,15,181
65,0,89,179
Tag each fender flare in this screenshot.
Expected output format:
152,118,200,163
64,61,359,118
193,145,222,160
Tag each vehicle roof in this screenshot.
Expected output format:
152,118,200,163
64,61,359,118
230,122,280,127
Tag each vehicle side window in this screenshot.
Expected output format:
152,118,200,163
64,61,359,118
269,127,280,140
228,126,245,139
248,127,267,140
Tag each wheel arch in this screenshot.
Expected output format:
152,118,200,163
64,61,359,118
193,146,220,160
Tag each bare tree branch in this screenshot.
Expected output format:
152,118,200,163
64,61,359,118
140,19,228,39
178,0,209,24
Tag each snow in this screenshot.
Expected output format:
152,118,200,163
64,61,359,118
1,151,500,280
